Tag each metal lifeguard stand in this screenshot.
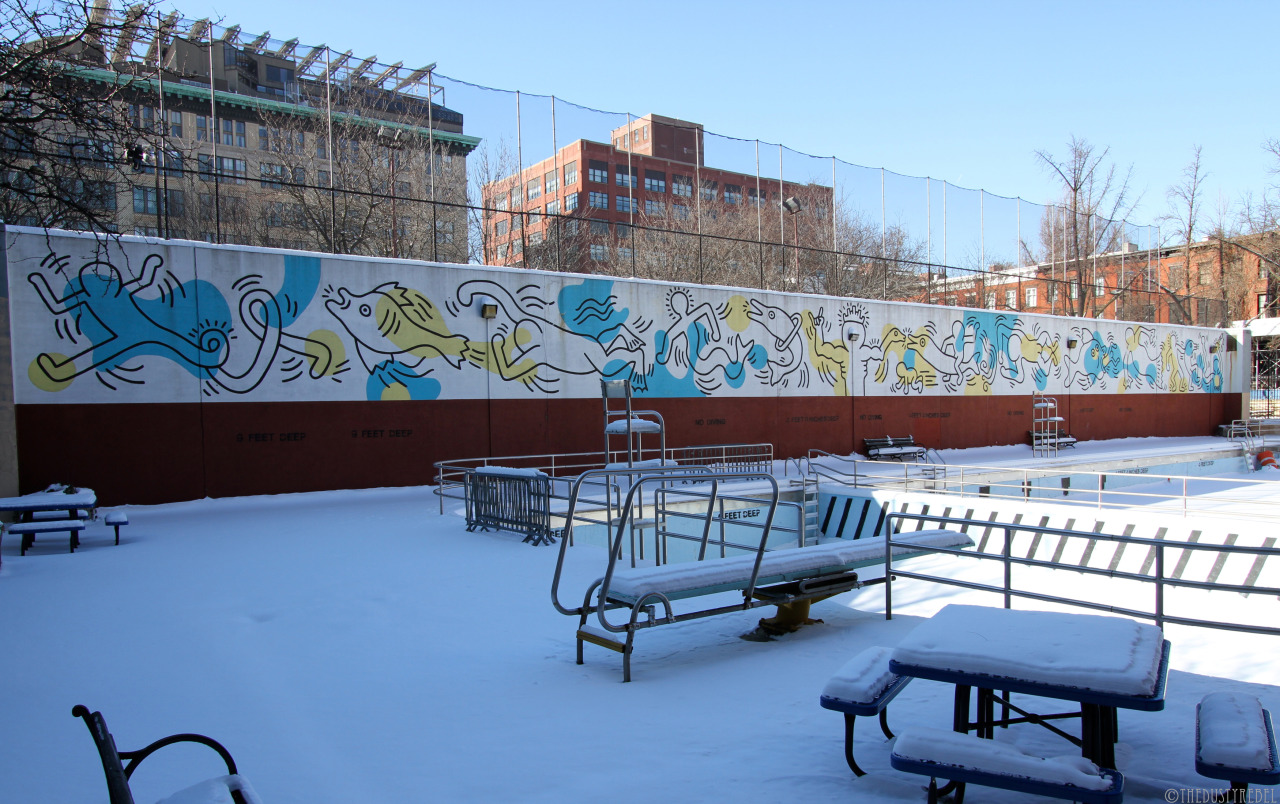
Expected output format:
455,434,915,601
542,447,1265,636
602,379,665,467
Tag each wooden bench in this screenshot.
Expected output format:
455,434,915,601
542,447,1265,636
573,529,974,681
1196,692,1280,798
72,704,263,804
819,645,913,776
7,518,87,555
890,726,1124,803
864,436,927,462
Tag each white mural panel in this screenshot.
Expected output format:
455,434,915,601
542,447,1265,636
5,227,1234,405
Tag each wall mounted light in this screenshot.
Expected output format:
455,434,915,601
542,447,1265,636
1209,343,1220,353
1067,338,1079,349
480,303,498,319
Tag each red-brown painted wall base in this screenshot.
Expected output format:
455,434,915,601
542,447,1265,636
15,392,1241,505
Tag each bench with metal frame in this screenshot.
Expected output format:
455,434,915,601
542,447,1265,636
72,704,262,804
551,467,974,681
864,436,927,462
819,645,914,776
1196,692,1280,799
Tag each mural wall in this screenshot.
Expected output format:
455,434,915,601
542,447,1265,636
3,227,1244,504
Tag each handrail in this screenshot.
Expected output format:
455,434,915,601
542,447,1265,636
550,465,714,615
882,510,1280,638
592,472,779,634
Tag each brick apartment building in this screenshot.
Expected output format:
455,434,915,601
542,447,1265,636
481,114,832,278
916,230,1280,328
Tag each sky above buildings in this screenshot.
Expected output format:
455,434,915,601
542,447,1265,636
195,0,1279,234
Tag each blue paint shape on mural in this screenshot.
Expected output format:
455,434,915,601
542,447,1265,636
557,279,630,343
270,255,322,328
961,310,1020,381
366,360,441,400
66,272,233,377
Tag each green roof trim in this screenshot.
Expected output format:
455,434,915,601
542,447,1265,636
66,65,482,151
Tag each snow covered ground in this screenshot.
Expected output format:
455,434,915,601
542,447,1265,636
3,436,1279,803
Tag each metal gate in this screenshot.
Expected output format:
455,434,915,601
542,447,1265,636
1253,344,1280,419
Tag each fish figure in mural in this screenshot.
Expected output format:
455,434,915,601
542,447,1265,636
27,252,233,389
325,282,474,383
747,298,809,387
454,279,651,393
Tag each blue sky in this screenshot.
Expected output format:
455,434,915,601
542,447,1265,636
196,0,1279,233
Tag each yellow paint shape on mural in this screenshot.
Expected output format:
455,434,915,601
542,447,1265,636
380,383,411,401
467,327,542,388
305,330,347,377
30,354,75,391
800,311,849,396
1160,335,1189,393
1118,375,1129,393
965,375,992,395
376,288,469,365
723,295,752,333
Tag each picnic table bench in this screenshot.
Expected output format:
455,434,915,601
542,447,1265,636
820,645,913,776
1196,692,1280,798
864,436,927,462
0,485,100,561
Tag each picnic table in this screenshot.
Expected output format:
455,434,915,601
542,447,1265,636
889,604,1170,768
0,485,97,558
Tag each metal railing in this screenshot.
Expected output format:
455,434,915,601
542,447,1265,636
883,511,1280,638
799,450,1280,524
434,442,773,513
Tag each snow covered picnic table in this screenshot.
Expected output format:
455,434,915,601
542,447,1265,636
889,604,1171,769
0,485,98,559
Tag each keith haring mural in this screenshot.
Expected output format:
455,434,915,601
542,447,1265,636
5,228,1231,405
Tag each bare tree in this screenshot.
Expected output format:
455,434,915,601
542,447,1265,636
1,0,165,232
1159,146,1206,324
1035,136,1139,316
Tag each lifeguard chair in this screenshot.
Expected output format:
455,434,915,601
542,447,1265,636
602,379,665,467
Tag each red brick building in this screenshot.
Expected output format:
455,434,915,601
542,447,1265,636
482,114,832,276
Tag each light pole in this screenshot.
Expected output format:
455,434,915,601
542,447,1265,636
783,196,802,288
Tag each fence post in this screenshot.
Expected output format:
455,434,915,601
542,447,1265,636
1003,525,1013,609
884,515,893,620
1155,541,1165,630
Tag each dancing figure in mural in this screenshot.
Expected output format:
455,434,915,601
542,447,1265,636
27,252,233,390
801,309,850,395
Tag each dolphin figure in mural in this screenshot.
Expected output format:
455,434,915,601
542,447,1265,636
747,298,808,387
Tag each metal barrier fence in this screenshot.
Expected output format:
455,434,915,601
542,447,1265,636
884,510,1280,639
463,467,552,545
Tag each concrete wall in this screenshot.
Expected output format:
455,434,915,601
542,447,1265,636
4,227,1242,505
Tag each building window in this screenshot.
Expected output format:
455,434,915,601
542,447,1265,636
528,230,543,246
1005,290,1016,308
527,208,542,226
221,119,245,147
618,246,633,260
673,204,690,220
588,160,608,183
748,187,765,206
642,124,649,141
724,184,741,204
258,126,269,150
497,243,509,260
1260,294,1271,317
495,219,509,237
563,160,578,185
527,177,542,201
317,170,330,188
564,192,579,212
985,293,995,309
495,193,508,212
590,243,607,261
316,139,327,160
1070,281,1079,300
436,220,454,244
1197,260,1213,285
699,179,717,201
198,155,247,184
588,191,608,209
563,219,579,236
590,219,609,236
1025,286,1037,307
645,170,665,193
512,240,523,257
645,199,665,216
616,196,636,213
1094,277,1105,297
132,186,157,215
545,170,558,194
260,163,287,189
672,175,692,198
545,199,560,216
615,166,637,188
616,223,631,239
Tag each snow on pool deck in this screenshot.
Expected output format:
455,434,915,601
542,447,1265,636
3,436,1278,803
